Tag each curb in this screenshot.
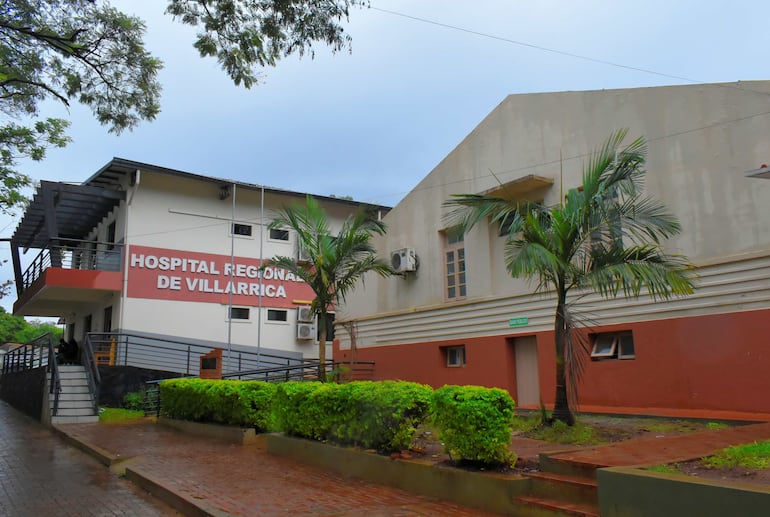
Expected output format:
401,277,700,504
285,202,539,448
51,424,121,467
125,465,230,517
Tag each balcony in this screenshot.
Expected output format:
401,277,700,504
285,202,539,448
13,239,124,317
10,181,126,317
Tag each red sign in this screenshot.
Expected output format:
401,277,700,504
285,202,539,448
127,245,315,308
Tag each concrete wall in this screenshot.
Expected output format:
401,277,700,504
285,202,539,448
334,82,770,416
597,467,770,517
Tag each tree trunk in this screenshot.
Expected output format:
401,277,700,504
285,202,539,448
552,285,575,425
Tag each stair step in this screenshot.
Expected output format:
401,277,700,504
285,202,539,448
59,373,88,381
56,400,94,410
52,415,99,424
515,495,599,517
51,391,92,404
524,471,598,506
539,454,599,479
56,386,90,394
54,407,97,417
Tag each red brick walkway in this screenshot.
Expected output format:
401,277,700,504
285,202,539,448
56,419,500,516
548,421,770,468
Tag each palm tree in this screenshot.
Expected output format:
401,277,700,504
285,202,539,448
264,195,395,380
445,130,696,425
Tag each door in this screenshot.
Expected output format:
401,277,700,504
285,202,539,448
513,336,540,407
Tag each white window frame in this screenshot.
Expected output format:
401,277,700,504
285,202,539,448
443,230,466,301
268,227,290,242
230,222,254,239
266,308,289,324
444,345,466,368
226,306,251,322
590,331,635,360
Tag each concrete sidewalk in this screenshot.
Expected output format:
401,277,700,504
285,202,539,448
54,419,499,516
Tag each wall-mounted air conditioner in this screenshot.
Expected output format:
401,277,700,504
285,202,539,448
297,322,316,340
297,242,311,262
390,247,418,273
297,305,314,323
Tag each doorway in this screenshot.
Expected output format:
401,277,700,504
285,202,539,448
512,336,540,407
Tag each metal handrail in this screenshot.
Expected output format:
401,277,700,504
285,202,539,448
20,239,123,290
47,339,62,416
86,332,316,378
81,335,101,414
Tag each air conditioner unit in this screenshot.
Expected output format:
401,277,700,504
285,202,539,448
297,322,316,340
297,305,314,323
297,242,311,262
390,247,418,273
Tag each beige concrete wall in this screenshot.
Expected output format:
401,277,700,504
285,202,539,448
341,81,770,345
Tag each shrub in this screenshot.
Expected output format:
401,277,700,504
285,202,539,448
272,381,326,439
431,385,516,466
159,378,276,431
330,381,433,451
272,380,432,452
122,390,145,412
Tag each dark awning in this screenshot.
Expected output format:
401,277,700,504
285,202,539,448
11,181,125,250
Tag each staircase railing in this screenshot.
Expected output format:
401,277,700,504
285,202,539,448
81,335,101,415
47,339,62,416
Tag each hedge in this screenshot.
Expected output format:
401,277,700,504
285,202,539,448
160,378,276,431
431,385,516,465
274,380,433,452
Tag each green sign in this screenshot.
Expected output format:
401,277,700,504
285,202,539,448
508,317,529,327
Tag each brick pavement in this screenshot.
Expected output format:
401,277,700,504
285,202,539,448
0,400,179,517
56,419,501,516
548,420,770,468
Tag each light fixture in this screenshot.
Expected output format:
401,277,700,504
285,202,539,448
744,164,770,179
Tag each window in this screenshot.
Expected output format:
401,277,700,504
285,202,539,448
232,223,252,237
269,228,289,241
590,331,635,360
106,221,116,250
229,307,250,320
444,230,466,300
267,309,288,322
444,345,466,367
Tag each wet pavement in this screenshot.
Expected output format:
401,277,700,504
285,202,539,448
0,400,179,516
0,403,497,516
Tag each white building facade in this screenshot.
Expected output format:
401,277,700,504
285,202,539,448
11,159,389,369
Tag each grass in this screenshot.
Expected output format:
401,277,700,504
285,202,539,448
99,407,145,423
646,464,680,475
511,413,604,445
702,440,770,470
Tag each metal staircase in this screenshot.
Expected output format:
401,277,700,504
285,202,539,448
50,365,98,424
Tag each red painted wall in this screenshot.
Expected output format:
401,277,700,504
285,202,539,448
334,309,770,415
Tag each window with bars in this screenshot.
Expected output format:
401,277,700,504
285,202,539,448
444,230,466,300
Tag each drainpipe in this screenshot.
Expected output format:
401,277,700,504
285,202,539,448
226,183,236,373
256,185,264,367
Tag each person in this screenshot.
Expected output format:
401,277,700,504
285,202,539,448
65,338,79,364
56,339,68,365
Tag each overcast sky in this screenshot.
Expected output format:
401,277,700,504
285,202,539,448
3,0,769,314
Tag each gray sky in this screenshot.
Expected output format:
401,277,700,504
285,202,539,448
3,0,769,314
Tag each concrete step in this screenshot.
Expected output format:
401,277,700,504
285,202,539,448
539,454,599,479
55,392,93,402
59,372,88,381
56,399,94,410
524,471,598,507
514,495,599,517
54,407,97,417
57,385,90,394
51,415,99,424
